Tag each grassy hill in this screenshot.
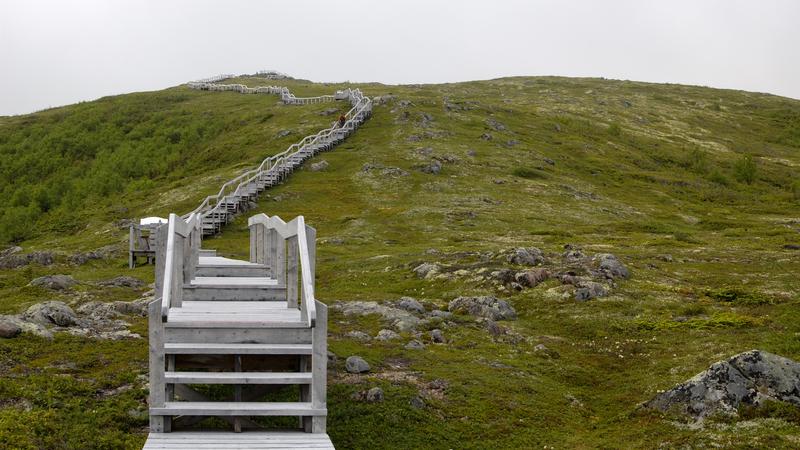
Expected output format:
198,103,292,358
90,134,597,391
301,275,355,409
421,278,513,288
1,75,799,448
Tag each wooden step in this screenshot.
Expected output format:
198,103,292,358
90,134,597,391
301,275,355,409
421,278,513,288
143,431,335,450
163,343,313,355
164,371,311,385
164,326,311,344
183,277,285,301
150,402,325,416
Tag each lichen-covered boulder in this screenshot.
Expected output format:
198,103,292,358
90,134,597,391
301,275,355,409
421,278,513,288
23,301,78,327
448,296,517,321
594,253,630,279
29,275,77,290
644,350,800,419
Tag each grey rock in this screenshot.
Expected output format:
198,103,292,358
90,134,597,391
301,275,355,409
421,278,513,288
0,317,22,338
574,281,609,301
345,356,370,374
429,310,453,319
69,245,117,265
24,301,78,327
97,276,145,288
346,330,371,341
466,149,477,157
327,351,338,365
366,387,384,402
332,301,422,332
420,159,442,175
594,253,630,279
413,263,440,279
353,387,385,402
515,268,550,288
448,296,517,321
0,251,55,269
486,118,507,131
405,339,426,350
507,247,545,266
563,248,586,263
480,133,493,141
543,157,555,166
319,108,339,116
657,254,674,262
376,329,400,341
0,315,52,339
397,297,425,314
430,329,445,343
505,139,520,147
410,396,426,408
276,129,292,138
644,350,800,419
0,246,22,257
29,274,77,290
310,160,329,172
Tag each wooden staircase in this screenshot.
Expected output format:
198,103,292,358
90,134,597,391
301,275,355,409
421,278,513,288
141,75,373,449
144,214,332,449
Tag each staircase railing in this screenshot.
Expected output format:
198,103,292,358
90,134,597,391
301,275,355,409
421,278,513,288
154,213,202,321
180,83,371,223
248,213,317,327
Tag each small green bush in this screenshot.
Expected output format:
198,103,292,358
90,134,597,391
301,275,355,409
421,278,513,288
608,122,622,136
733,154,757,184
708,170,730,186
512,167,546,179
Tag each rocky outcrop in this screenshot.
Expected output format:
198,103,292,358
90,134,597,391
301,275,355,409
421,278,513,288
448,296,517,321
1,298,150,340
345,356,370,374
0,250,55,269
29,275,77,291
644,350,800,420
507,247,545,266
97,276,145,288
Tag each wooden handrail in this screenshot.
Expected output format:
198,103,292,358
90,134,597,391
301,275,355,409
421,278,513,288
181,82,372,222
248,213,316,327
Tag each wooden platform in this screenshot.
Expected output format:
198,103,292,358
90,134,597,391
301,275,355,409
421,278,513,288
143,431,334,449
166,301,304,327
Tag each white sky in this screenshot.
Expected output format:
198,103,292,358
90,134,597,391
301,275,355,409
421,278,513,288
1,0,799,116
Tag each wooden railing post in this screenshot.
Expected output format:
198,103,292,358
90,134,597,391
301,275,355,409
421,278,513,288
287,235,299,308
154,224,167,299
148,297,167,432
310,301,327,433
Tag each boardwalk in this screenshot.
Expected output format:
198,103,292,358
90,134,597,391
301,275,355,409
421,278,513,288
142,75,371,449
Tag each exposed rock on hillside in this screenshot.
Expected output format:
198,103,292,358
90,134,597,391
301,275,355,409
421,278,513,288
644,350,800,420
448,296,517,321
97,276,145,288
1,297,149,340
0,250,55,269
29,275,78,290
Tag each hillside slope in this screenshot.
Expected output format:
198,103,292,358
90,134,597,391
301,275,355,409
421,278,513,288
1,75,800,448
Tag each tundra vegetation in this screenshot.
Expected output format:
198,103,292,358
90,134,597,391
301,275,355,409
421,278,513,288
0,75,799,448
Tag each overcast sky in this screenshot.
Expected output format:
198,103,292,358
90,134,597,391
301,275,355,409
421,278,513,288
1,0,799,116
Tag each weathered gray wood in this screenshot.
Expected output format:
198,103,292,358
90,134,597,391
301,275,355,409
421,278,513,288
163,343,312,355
148,298,166,432
286,235,298,309
305,225,316,290
151,402,325,416
154,224,167,299
164,327,312,344
311,301,327,433
129,223,135,269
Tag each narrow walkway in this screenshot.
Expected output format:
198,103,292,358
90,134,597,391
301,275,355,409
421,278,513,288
142,73,365,450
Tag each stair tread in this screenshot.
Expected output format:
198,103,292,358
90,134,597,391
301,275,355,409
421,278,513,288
188,277,279,288
163,343,313,354
143,431,334,449
164,371,311,384
151,402,325,416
